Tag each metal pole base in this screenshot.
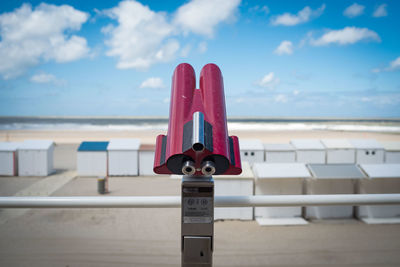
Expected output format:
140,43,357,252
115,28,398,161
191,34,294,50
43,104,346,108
181,176,214,267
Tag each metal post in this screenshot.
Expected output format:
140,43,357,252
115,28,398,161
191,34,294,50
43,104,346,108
181,176,214,267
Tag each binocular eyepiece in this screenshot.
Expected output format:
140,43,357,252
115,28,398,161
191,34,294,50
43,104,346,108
181,160,216,176
182,160,196,175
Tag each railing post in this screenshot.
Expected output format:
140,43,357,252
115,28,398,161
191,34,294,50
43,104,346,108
181,176,214,267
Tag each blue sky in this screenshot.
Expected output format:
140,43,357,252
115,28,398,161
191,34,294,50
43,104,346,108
0,0,399,117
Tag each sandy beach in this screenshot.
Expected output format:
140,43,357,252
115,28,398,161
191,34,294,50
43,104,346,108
1,128,400,144
0,128,400,266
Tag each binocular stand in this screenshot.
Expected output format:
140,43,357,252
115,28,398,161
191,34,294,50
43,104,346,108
181,175,214,267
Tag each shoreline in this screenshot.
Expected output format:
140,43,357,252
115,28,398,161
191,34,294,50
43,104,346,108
1,115,400,121
1,129,400,144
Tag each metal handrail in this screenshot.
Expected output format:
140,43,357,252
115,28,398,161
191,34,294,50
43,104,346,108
0,194,399,208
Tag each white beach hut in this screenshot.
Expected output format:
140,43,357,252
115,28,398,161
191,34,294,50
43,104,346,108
213,161,254,220
239,139,264,164
107,139,141,176
350,139,384,164
305,164,366,219
77,141,108,177
18,140,54,176
264,143,296,163
357,164,400,224
381,141,400,163
253,163,311,225
139,144,156,176
0,142,20,176
321,139,355,164
290,139,325,164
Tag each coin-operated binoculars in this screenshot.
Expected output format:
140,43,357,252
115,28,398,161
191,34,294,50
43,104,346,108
154,63,242,267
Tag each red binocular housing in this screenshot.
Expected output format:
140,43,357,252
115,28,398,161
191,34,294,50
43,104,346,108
153,63,242,176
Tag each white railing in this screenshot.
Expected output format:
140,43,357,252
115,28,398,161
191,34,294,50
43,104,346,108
0,194,399,208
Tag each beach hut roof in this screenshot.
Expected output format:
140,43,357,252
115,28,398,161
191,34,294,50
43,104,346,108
0,142,20,151
239,139,264,150
211,161,254,179
308,164,365,179
290,139,324,150
379,141,400,151
107,139,141,150
253,163,311,179
349,139,384,149
140,144,156,151
78,141,109,151
359,164,400,178
19,140,53,150
321,139,354,149
264,143,294,151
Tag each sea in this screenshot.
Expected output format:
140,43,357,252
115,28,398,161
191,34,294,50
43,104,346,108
0,117,400,133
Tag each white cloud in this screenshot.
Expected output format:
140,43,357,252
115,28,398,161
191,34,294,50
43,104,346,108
198,42,207,53
373,56,400,73
270,4,325,26
0,3,90,79
30,73,56,83
361,96,372,102
47,36,89,63
359,93,400,106
274,94,288,103
102,1,178,70
30,72,65,85
261,6,270,14
388,57,400,70
310,27,380,46
256,72,280,89
180,44,191,57
102,0,240,70
274,40,293,55
293,90,300,96
371,68,381,73
373,4,388,18
140,77,165,89
173,0,240,37
343,3,365,18
249,5,269,14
